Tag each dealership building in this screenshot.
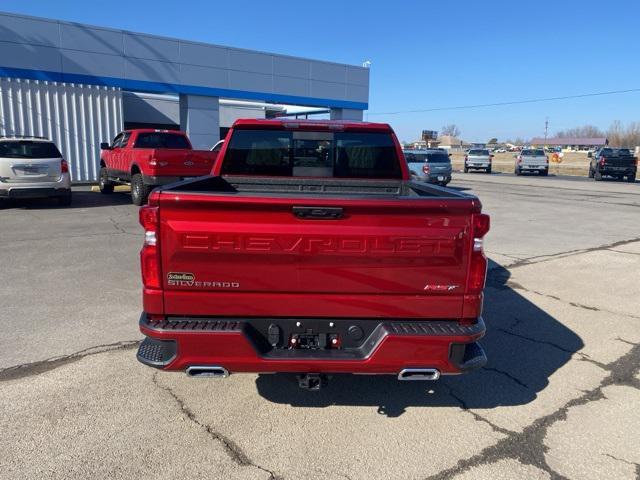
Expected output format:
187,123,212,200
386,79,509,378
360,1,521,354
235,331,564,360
0,12,370,181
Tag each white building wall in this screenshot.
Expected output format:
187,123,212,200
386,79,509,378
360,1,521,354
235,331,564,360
0,78,123,182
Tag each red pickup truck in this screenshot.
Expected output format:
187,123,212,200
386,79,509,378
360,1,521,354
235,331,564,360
136,119,490,390
99,129,217,205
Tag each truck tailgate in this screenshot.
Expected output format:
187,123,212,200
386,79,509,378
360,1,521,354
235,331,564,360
158,193,474,319
151,149,215,176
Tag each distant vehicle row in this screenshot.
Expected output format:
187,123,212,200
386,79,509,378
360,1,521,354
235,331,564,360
2,129,637,207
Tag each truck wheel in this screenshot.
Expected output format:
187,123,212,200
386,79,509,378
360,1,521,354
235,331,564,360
515,167,521,176
594,171,603,181
486,166,492,174
588,167,594,178
464,166,469,173
628,174,636,183
540,169,548,176
99,167,114,194
57,190,72,206
131,173,151,206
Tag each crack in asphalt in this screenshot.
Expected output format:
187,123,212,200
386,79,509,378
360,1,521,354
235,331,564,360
0,340,141,382
483,367,529,389
151,372,282,480
462,177,640,197
609,249,640,257
424,341,640,480
446,386,516,437
501,282,640,320
501,237,640,270
504,282,601,312
496,328,576,355
603,453,640,469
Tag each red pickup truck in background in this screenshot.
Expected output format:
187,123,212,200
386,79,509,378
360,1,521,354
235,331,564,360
136,119,490,390
99,129,217,205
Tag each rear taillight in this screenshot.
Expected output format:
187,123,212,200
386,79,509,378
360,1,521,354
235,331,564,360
61,159,69,173
466,213,490,294
139,205,161,289
599,156,606,166
464,155,468,161
422,164,430,175
517,156,522,164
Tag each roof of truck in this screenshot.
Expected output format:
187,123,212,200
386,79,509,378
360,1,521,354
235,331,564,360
231,118,393,132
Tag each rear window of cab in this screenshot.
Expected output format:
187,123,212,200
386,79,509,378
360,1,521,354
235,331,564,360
521,149,545,156
405,152,450,163
221,129,402,178
134,132,190,149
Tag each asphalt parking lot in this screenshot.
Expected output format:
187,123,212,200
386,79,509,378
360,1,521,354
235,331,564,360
1,173,639,480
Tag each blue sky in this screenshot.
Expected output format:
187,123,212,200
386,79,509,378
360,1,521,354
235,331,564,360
3,0,640,142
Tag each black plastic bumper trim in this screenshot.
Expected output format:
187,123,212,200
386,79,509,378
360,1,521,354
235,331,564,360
449,341,487,372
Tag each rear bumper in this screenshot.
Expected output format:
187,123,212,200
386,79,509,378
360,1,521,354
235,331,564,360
415,174,452,184
0,174,71,198
137,313,487,376
465,162,490,169
600,167,636,176
0,186,71,199
519,165,548,171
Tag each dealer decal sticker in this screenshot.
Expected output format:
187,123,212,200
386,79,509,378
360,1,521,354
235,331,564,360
167,272,239,289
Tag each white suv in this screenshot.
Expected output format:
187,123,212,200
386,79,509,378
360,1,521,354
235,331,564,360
0,137,72,205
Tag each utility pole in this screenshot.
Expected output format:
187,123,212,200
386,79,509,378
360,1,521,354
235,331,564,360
544,117,549,146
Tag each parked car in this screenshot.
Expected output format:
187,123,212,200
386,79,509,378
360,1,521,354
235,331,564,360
404,148,453,186
515,149,549,176
464,149,493,173
99,129,217,205
588,148,637,182
135,119,490,390
494,148,507,153
0,136,71,205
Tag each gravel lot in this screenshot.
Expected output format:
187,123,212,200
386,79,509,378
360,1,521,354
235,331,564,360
1,173,639,480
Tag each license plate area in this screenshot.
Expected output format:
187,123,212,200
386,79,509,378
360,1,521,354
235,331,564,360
14,165,47,176
244,318,381,353
291,332,339,350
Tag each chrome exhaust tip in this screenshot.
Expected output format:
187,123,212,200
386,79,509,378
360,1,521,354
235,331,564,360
186,366,229,378
397,368,441,381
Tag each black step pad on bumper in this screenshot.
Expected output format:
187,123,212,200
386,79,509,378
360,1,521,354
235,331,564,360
137,337,176,368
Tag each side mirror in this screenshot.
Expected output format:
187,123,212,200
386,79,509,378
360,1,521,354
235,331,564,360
587,152,592,158
448,153,452,157
100,142,111,150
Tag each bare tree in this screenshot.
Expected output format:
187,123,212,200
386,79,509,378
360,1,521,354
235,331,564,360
555,125,605,138
556,121,640,147
441,124,461,137
607,120,640,147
